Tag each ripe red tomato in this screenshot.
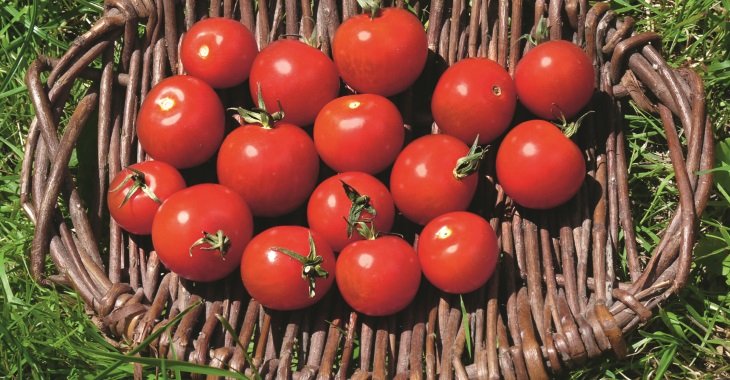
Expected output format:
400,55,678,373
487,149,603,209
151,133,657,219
307,172,395,252
336,235,421,316
137,75,225,169
418,212,498,294
333,7,427,96
249,39,340,127
217,118,319,217
496,120,586,209
241,226,335,310
390,134,479,225
180,18,258,88
107,161,186,235
152,184,253,282
431,58,516,145
514,40,594,120
313,94,404,174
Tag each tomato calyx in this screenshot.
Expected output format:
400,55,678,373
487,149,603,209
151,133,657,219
557,110,594,139
272,233,329,298
453,136,487,180
109,168,162,207
279,32,320,49
341,180,378,238
189,230,231,259
230,83,284,129
356,0,382,18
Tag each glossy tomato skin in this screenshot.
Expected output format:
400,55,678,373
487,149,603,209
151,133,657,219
418,212,498,294
314,94,404,174
241,226,335,310
514,40,594,120
307,172,395,252
137,75,225,169
152,184,253,282
180,18,258,88
333,8,428,96
336,236,421,316
431,58,516,145
249,40,339,127
390,134,478,225
217,122,319,217
107,161,186,235
496,120,586,209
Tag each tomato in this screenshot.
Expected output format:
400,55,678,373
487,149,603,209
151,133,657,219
333,7,427,96
495,120,585,209
152,184,253,282
390,134,480,225
249,39,340,127
137,75,225,169
418,212,498,294
431,58,516,145
180,18,258,88
514,40,594,120
217,115,319,217
307,172,395,252
336,235,421,316
241,226,335,310
313,94,404,174
107,161,186,235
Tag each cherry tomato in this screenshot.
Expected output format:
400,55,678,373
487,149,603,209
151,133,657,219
496,120,585,209
137,75,225,169
514,40,594,120
333,7,427,96
249,39,340,127
390,134,479,225
307,172,395,252
241,226,335,310
431,58,516,145
107,161,186,235
313,94,404,174
152,184,253,282
217,117,319,217
418,212,498,294
180,18,258,88
336,235,421,316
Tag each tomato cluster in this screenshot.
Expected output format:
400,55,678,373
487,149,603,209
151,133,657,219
107,10,595,316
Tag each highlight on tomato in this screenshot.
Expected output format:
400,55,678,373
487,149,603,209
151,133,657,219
307,171,395,252
136,75,225,169
107,161,186,235
180,17,258,88
241,226,335,310
418,211,499,294
152,184,253,282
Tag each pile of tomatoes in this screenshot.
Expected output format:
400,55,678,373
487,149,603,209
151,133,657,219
108,7,595,317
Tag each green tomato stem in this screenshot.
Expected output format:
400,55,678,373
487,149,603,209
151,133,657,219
453,136,486,180
109,168,161,207
272,233,329,298
189,230,231,259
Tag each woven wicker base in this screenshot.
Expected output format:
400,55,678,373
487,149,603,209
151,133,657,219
22,0,713,378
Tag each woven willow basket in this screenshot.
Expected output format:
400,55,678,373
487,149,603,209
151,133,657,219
23,0,714,378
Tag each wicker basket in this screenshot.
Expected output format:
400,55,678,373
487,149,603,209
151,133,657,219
22,0,714,378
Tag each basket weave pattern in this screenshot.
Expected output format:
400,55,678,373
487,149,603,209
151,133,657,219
22,0,713,378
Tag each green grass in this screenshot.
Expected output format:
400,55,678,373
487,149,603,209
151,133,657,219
1,0,729,378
